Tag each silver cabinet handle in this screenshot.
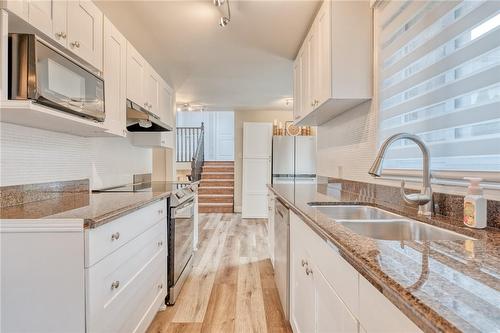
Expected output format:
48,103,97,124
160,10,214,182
306,267,313,276
111,232,120,241
301,259,308,267
158,209,164,215
111,280,120,290
157,241,163,247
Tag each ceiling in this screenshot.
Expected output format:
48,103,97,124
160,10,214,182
95,0,320,111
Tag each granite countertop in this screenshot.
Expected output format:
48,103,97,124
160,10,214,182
268,183,500,333
0,181,192,228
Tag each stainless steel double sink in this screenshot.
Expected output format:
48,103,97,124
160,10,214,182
308,204,473,241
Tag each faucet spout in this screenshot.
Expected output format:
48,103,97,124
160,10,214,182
368,133,433,216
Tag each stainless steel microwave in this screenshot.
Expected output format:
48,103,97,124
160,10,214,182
8,34,105,122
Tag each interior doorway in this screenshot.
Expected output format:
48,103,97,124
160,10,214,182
176,111,235,161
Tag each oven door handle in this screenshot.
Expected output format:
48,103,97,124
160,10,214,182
172,198,195,215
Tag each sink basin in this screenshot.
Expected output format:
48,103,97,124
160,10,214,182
336,219,473,241
309,203,474,241
309,205,401,220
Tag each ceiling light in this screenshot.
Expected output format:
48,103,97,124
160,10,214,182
219,16,230,27
177,103,206,112
214,0,231,28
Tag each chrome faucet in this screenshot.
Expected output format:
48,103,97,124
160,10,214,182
368,133,433,216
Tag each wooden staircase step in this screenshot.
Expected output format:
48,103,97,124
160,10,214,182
200,179,234,187
198,187,234,195
201,172,234,180
202,166,234,173
198,194,233,203
198,203,233,213
203,161,234,166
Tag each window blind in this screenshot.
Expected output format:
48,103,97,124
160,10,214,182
376,0,500,173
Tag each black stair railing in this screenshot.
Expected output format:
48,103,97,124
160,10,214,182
176,123,204,181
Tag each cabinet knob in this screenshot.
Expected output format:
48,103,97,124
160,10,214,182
157,241,163,247
71,41,80,48
111,232,120,241
301,259,308,267
158,209,164,215
306,267,313,276
111,280,120,290
158,283,163,289
56,32,66,39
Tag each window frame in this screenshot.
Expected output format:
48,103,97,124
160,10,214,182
373,0,500,188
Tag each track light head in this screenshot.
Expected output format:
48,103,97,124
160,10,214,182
219,16,230,27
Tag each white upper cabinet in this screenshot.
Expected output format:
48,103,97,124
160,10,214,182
126,42,146,107
158,80,174,127
293,0,372,126
126,42,164,120
67,0,103,71
27,1,52,37
2,0,103,71
103,17,126,137
2,0,29,21
52,0,67,47
145,65,160,117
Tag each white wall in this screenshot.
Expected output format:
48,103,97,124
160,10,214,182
0,123,152,189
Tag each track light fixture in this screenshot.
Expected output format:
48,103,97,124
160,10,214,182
214,0,231,27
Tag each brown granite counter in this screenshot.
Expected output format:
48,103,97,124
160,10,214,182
268,183,500,333
0,181,191,228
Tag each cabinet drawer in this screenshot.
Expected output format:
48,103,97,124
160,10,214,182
86,220,166,333
85,198,167,267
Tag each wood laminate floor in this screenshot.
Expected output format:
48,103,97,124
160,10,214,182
147,213,292,333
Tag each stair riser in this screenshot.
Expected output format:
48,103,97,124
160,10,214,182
199,206,233,213
198,188,234,195
198,196,233,203
201,173,234,180
202,167,234,173
200,180,234,187
204,161,234,164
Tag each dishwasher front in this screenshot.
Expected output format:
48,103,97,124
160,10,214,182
274,198,290,319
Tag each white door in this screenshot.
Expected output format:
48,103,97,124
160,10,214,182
126,43,145,106
242,122,272,218
67,0,103,71
103,17,126,137
215,112,234,161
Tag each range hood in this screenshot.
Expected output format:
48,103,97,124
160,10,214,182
126,99,173,132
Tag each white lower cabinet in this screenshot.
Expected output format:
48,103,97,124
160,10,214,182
290,211,422,333
316,267,358,333
85,201,168,333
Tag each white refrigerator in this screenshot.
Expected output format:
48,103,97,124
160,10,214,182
272,136,316,184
